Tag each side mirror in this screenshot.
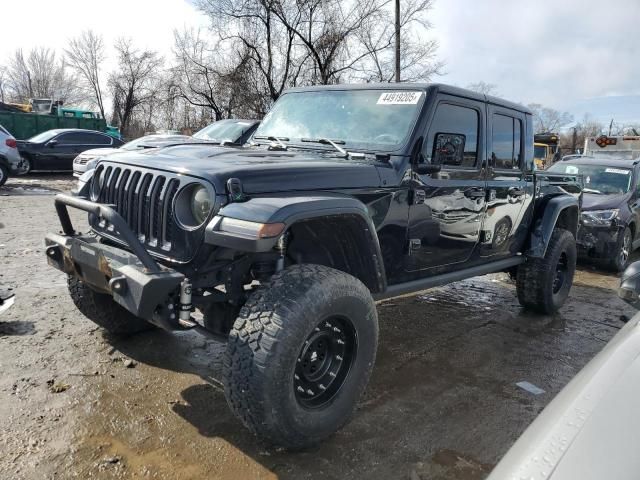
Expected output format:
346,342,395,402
415,163,442,175
46,139,58,148
619,261,640,309
433,133,465,166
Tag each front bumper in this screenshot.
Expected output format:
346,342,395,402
45,194,185,330
576,224,621,259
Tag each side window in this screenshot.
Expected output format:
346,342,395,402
492,113,522,170
425,103,479,168
58,132,110,145
56,133,81,145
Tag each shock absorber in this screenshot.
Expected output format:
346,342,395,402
178,278,194,327
275,233,287,272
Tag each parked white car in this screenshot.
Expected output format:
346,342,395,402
72,134,193,177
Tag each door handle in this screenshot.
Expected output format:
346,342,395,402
508,187,526,197
464,188,485,199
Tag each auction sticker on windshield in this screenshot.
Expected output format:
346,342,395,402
605,168,630,175
377,92,422,105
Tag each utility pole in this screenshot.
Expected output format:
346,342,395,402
395,0,401,83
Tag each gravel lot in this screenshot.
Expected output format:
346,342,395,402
0,174,635,480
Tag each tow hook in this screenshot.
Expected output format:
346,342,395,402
178,278,196,328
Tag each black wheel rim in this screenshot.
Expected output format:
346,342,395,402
620,229,632,266
294,316,357,409
552,252,568,295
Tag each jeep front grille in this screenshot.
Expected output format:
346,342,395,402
90,162,202,262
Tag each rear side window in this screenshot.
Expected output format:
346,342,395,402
0,125,8,135
88,133,112,145
492,113,522,170
425,103,479,168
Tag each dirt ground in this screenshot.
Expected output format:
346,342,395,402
0,174,635,480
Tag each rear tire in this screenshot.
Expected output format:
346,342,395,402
67,276,155,336
223,264,378,449
0,164,8,187
516,228,576,314
21,157,31,174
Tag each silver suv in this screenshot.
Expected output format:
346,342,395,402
0,124,25,187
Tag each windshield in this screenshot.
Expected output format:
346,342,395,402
28,130,58,143
548,162,633,194
534,145,547,158
193,121,250,142
254,89,424,150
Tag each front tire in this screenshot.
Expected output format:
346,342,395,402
223,264,378,449
516,228,576,314
67,276,155,336
608,226,632,272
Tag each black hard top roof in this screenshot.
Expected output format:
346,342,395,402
284,82,531,115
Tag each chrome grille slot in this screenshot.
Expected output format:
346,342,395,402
147,176,166,246
125,170,141,225
160,179,179,249
136,173,153,241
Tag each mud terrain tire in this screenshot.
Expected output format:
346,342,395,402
224,264,378,449
516,228,576,314
68,276,155,335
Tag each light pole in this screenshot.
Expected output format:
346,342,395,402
395,0,401,83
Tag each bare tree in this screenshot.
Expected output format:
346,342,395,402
65,31,107,118
0,66,7,102
355,0,443,83
528,103,573,133
467,81,498,96
559,114,603,153
196,0,305,103
108,38,163,136
272,0,392,85
3,48,86,105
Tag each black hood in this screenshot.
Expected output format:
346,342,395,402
103,145,385,194
581,192,629,211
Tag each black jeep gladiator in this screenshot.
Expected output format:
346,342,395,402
44,84,581,448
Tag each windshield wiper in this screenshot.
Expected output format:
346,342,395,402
301,137,366,159
301,137,348,157
583,187,603,194
253,135,289,150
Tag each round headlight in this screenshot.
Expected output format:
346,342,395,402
191,186,212,224
89,168,105,201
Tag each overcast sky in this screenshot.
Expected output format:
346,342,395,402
1,0,638,123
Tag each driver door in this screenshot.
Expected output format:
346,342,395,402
405,97,488,273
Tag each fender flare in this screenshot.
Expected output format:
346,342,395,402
527,194,579,258
204,193,387,291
